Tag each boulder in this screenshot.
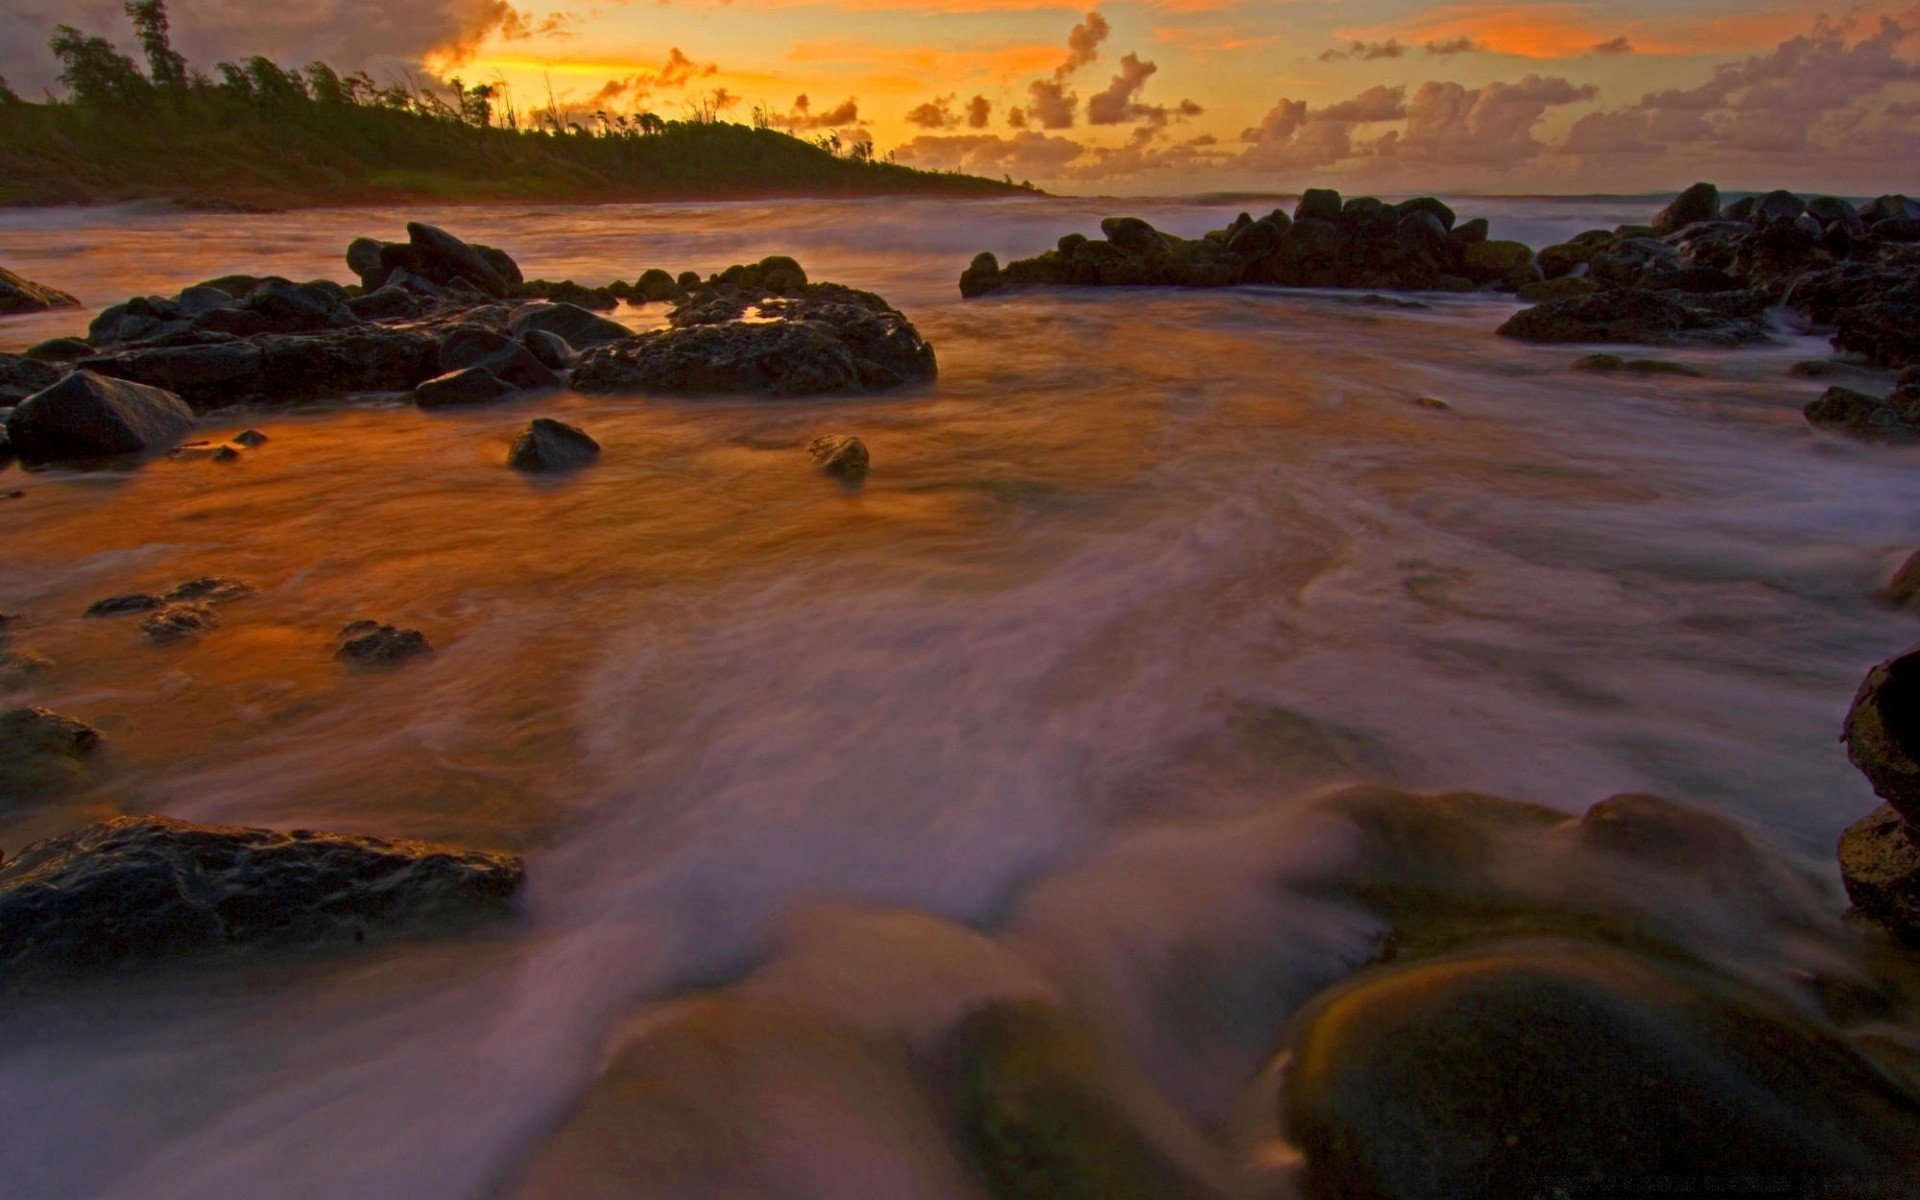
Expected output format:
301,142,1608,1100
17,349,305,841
140,603,215,644
335,621,432,665
5,371,197,463
1100,216,1166,254
346,285,418,321
414,366,520,409
1843,645,1920,824
86,593,165,617
1281,943,1920,1199
1832,302,1920,370
960,252,1002,299
23,338,94,364
232,429,269,447
1448,217,1489,245
1,352,64,404
807,434,869,481
1498,289,1768,347
1803,385,1920,442
0,707,101,806
1459,239,1534,285
1862,196,1920,225
1294,188,1342,223
1395,197,1455,230
1651,182,1721,236
0,815,522,979
405,222,511,296
1750,189,1806,226
1839,805,1920,945
438,326,561,391
508,418,600,472
508,301,630,349
0,266,79,315
634,268,687,303
82,328,442,410
345,236,387,288
519,329,575,371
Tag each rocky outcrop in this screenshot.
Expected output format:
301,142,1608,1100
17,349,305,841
1804,383,1920,441
574,267,936,397
1281,942,1920,1198
0,707,102,807
5,371,198,463
1839,806,1920,947
1,353,64,404
0,815,522,979
959,196,1529,297
509,302,629,348
0,266,80,315
81,327,443,412
1838,645,1920,944
346,223,523,297
1498,289,1768,347
508,418,600,471
335,621,432,665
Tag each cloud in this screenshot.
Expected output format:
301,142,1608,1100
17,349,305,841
1319,39,1406,62
892,130,1087,178
768,93,862,131
1589,36,1634,55
906,93,959,128
966,93,991,128
581,46,715,115
1425,37,1482,56
1057,11,1110,79
1022,78,1077,128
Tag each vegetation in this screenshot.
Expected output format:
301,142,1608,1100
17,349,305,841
0,2,1029,208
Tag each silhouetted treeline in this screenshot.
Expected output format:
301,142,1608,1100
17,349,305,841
0,1,1028,207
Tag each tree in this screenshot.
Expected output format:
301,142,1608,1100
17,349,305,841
48,25,147,106
124,1,188,92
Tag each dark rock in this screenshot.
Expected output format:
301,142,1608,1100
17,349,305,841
439,325,561,390
1874,219,1920,244
515,280,618,311
5,371,197,462
414,366,520,409
175,285,237,318
1720,195,1758,222
406,222,512,297
519,329,575,371
345,236,387,288
1459,239,1535,286
0,266,80,314
1806,196,1858,226
232,428,268,447
211,445,240,462
575,285,935,397
1395,211,1449,262
1651,182,1720,236
1281,943,1920,1199
244,279,350,333
1294,188,1342,223
508,301,629,349
191,306,272,338
1536,240,1596,280
1,353,64,404
1862,196,1920,225
82,328,442,410
1839,805,1920,945
166,576,252,604
960,252,1002,298
1448,217,1489,245
346,285,419,321
1844,645,1920,824
508,418,600,472
1644,266,1745,294
140,603,215,644
807,434,869,481
1517,276,1597,303
1498,289,1768,347
0,814,522,979
0,707,101,805
1413,396,1450,411
634,268,687,303
1804,385,1920,441
336,621,431,665
1570,353,1704,377
86,594,165,617
1395,196,1455,230
1750,189,1806,226
1099,216,1165,254
74,343,262,404
1833,302,1920,369
24,338,95,364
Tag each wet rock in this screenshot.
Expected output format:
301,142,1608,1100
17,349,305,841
1516,276,1596,304
1839,805,1920,945
0,648,53,688
86,593,165,617
509,301,630,348
575,283,936,397
140,603,216,644
1881,552,1920,608
518,329,575,371
1294,189,1342,223
1497,289,1768,347
0,707,101,805
807,434,869,481
0,814,522,979
1832,301,1920,370
403,222,512,296
1,353,65,404
508,418,600,472
0,266,80,315
1844,645,1920,825
82,327,442,411
1569,353,1704,377
438,326,560,391
345,284,419,321
166,576,252,604
1412,396,1450,411
1750,189,1806,226
5,371,197,463
1459,239,1536,286
633,268,687,303
960,252,1003,299
231,428,268,447
335,621,432,666
1803,385,1920,442
515,280,619,310
414,366,519,409
1280,942,1920,1199
211,445,241,462
1651,181,1721,236
345,236,386,288
23,338,94,364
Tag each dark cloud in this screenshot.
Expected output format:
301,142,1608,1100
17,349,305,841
768,93,861,131
905,92,958,128
965,93,991,128
1319,39,1405,62
1589,36,1634,56
893,129,1086,177
1057,11,1110,80
1425,37,1482,56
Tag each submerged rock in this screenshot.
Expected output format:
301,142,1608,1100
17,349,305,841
807,434,869,481
414,366,520,410
0,707,102,806
0,266,79,315
508,418,600,472
86,593,165,617
1570,353,1705,377
83,327,442,411
1280,942,1920,1199
0,814,522,979
1844,645,1920,826
335,621,432,666
1497,289,1768,347
1839,805,1920,945
166,576,253,604
139,602,216,644
1805,385,1920,441
510,301,628,348
5,371,198,463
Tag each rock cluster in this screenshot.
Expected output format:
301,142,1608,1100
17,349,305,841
1840,645,1920,944
960,192,1534,297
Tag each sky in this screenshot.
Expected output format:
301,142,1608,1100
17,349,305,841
3,0,1918,195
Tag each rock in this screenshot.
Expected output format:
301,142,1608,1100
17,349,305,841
1806,196,1858,226
519,329,575,371
1,353,65,404
5,371,197,463
1459,239,1535,285
1395,211,1449,262
0,707,101,805
0,814,522,979
1844,645,1920,825
1863,196,1920,225
1516,276,1597,303
23,338,94,364
82,327,442,411
1448,217,1489,245
807,434,869,481
1281,942,1920,1199
1294,188,1342,223
515,280,619,310
86,594,165,617
1498,289,1768,347
1395,197,1455,231
140,603,216,644
1839,805,1920,945
166,576,252,604
509,301,630,349
0,649,53,688
1882,552,1920,608
345,236,387,287
438,325,560,391
960,252,1003,298
1099,216,1166,254
405,222,512,297
1832,302,1920,370
1569,353,1704,377
0,266,80,314
413,366,519,409
1651,182,1721,236
345,285,418,321
1413,396,1450,411
211,446,241,462
335,621,432,665
508,418,600,472
232,428,268,447
1803,385,1920,442
634,268,687,303
575,284,936,397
